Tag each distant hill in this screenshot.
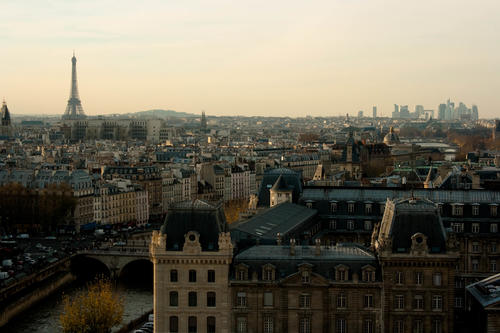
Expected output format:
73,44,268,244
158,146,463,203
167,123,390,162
130,109,198,118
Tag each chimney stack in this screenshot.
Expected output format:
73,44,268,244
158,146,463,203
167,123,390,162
315,238,321,256
290,239,296,256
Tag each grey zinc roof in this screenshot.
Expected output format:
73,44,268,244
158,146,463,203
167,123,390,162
302,188,500,204
235,244,376,261
467,273,500,308
231,202,317,239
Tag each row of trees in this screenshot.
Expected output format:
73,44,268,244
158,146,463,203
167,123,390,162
0,183,76,234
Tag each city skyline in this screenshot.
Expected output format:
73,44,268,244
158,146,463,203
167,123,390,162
1,1,500,118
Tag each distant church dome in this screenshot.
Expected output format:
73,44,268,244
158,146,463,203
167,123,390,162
383,126,400,145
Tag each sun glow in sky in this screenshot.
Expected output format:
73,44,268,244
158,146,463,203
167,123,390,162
1,0,499,117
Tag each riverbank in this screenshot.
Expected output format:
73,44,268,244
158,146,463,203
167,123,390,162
0,270,76,327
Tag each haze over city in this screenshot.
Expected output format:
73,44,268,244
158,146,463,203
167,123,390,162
1,0,500,118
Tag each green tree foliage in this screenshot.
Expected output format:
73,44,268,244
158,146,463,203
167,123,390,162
60,278,124,333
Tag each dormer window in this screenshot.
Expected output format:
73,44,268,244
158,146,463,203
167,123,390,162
302,271,310,284
472,204,480,216
452,203,463,216
347,220,354,231
335,265,349,281
330,201,338,213
362,265,376,282
329,219,337,230
236,265,248,281
491,205,498,217
262,264,275,281
348,202,355,214
365,203,372,214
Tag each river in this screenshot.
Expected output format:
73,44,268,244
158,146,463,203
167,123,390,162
0,268,153,333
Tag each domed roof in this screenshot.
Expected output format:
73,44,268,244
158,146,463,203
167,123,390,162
383,126,400,145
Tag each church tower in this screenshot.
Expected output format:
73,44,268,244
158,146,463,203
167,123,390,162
1,100,13,137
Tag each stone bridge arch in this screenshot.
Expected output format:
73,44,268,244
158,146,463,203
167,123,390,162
76,251,152,280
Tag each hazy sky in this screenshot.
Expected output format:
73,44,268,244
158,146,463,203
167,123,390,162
1,0,499,118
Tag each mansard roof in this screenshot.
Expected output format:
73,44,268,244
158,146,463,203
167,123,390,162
233,243,379,281
160,199,228,251
379,198,447,254
301,187,500,204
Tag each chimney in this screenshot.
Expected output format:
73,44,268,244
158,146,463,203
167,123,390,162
315,239,321,256
290,239,296,256
276,233,282,245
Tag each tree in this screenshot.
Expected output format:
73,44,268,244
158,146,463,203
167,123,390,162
60,278,124,333
224,199,248,224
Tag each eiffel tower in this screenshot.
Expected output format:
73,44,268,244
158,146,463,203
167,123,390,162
62,52,86,120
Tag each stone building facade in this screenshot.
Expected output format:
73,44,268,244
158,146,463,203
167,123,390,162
151,197,460,333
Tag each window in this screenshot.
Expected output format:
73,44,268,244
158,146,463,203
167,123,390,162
300,317,311,333
452,223,464,233
330,202,338,213
455,296,463,308
170,291,178,306
237,269,247,281
348,202,355,213
364,294,374,308
264,292,273,307
363,269,375,282
363,319,374,333
396,271,404,285
472,259,479,271
432,320,442,333
306,201,313,209
189,270,197,282
188,316,197,333
299,294,311,308
364,220,372,231
347,220,354,230
170,269,178,282
237,317,247,333
207,292,216,307
472,223,480,233
491,205,498,217
207,317,216,333
433,273,442,286
337,293,347,308
472,242,480,253
491,242,497,253
491,224,498,233
413,320,423,333
302,271,310,283
472,205,480,216
432,295,442,311
337,268,348,281
490,260,497,272
414,295,424,310
395,295,404,309
208,270,215,283
415,272,423,285
169,316,179,333
263,267,274,281
329,219,337,230
188,292,197,307
336,318,346,333
394,320,404,333
263,316,274,333
237,292,247,307
452,204,463,216
365,203,372,214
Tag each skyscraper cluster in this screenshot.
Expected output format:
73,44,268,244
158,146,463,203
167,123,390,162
438,99,478,121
